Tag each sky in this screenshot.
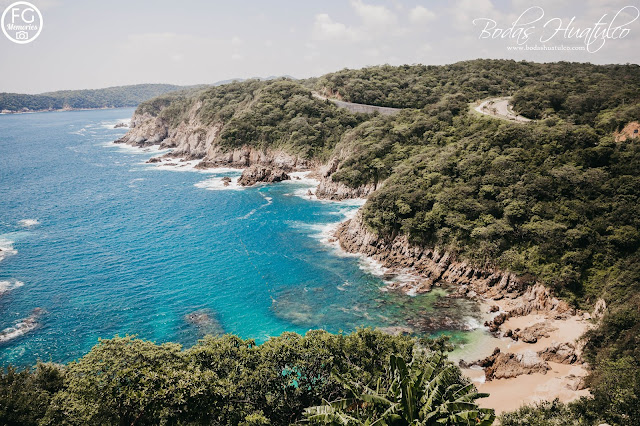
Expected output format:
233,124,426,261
0,0,639,93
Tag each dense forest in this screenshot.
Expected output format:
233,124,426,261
0,84,190,112
2,60,639,424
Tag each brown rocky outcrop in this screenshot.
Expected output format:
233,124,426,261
512,322,558,344
467,348,550,381
538,342,579,364
238,165,290,186
334,211,573,320
313,157,381,200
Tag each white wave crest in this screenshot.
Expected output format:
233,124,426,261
194,175,243,191
18,219,39,227
0,238,17,263
0,309,42,344
0,279,24,296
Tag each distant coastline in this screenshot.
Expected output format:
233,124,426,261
0,106,132,115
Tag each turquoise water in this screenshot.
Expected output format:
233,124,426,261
0,108,480,366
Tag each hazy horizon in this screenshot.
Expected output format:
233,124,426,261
1,0,639,94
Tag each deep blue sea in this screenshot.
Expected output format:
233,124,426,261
0,108,481,366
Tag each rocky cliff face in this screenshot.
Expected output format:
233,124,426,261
314,158,382,200
238,165,290,186
115,112,168,147
116,110,380,199
334,211,574,319
196,146,315,170
115,106,318,169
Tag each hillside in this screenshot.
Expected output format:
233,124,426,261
0,84,196,113
115,59,640,423
4,60,638,425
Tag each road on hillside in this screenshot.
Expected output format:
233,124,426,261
312,92,400,116
474,97,531,123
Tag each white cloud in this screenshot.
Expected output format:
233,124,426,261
451,0,501,30
312,0,400,43
409,6,436,24
350,0,397,28
312,13,362,41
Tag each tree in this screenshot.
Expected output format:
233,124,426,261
304,353,495,425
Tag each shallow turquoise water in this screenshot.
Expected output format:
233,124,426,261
0,108,480,366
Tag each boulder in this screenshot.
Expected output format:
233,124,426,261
538,342,579,364
512,322,557,344
477,348,550,380
238,164,290,186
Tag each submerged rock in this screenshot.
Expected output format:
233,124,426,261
184,310,224,336
238,164,290,186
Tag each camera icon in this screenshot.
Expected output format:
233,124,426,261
15,31,29,40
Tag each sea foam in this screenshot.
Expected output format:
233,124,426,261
0,238,17,263
0,279,24,296
0,309,41,344
18,219,39,227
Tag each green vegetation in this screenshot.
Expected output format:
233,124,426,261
0,84,191,112
1,331,476,425
130,61,640,423
316,61,640,114
138,79,367,160
305,353,494,425
4,60,637,424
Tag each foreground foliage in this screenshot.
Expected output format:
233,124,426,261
305,353,494,425
1,331,471,425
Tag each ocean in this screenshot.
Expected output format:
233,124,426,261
0,108,481,366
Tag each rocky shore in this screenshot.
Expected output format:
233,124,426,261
333,210,596,412
115,109,376,199
115,106,597,413
238,164,290,186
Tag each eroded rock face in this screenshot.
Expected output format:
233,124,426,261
315,178,379,200
238,164,290,186
115,112,168,147
538,342,579,364
334,211,574,321
472,348,550,381
512,322,558,344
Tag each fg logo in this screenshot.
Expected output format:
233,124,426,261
2,1,43,44
15,30,29,40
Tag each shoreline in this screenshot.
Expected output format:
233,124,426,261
112,128,595,414
331,210,595,414
0,106,134,116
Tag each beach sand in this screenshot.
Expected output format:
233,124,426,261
461,304,593,414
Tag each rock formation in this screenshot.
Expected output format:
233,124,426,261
466,348,550,381
334,211,573,320
238,165,290,186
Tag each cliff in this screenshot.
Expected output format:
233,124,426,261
334,211,574,320
116,105,376,198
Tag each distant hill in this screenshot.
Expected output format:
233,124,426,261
0,77,297,114
0,84,197,113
